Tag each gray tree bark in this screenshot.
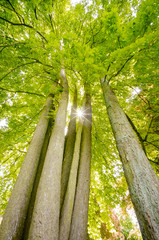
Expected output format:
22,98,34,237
101,79,159,240
28,69,68,240
23,119,53,240
60,89,77,208
0,95,53,240
69,92,92,240
59,117,83,240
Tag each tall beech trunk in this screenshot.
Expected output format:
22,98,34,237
0,95,53,240
101,79,159,240
59,118,83,240
23,119,53,240
28,69,68,240
69,93,92,240
60,89,77,208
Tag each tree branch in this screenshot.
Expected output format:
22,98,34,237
144,118,154,141
6,0,24,23
0,42,26,53
148,158,159,166
1,152,17,165
108,55,134,82
0,61,38,82
144,141,159,150
0,87,45,97
48,14,54,31
0,42,26,47
0,16,31,27
0,17,48,42
108,47,148,82
34,6,38,20
3,109,43,139
17,56,54,69
126,113,147,155
0,3,13,12
105,64,111,81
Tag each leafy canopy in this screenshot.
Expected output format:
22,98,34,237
0,0,159,239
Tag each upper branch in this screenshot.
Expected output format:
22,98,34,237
0,17,48,42
108,55,134,82
17,56,54,69
0,42,26,53
107,45,149,82
6,0,25,23
0,87,45,97
0,61,37,82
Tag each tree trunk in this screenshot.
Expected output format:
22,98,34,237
23,118,53,240
59,118,83,240
28,69,68,240
101,79,159,240
0,95,53,240
60,89,77,208
69,93,92,240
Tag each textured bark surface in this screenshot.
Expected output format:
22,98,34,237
59,118,83,240
23,119,52,240
28,70,68,240
0,95,53,240
101,79,159,240
60,89,77,208
69,93,92,240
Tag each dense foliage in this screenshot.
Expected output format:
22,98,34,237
0,0,158,239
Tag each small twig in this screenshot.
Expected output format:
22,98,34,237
148,158,159,165
144,141,159,150
0,152,17,165
48,14,54,31
34,6,38,20
144,118,154,141
128,85,148,105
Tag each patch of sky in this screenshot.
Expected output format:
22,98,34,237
48,53,51,60
25,32,29,38
126,87,141,103
6,99,13,106
70,0,83,6
0,119,8,129
130,0,141,18
131,6,137,17
70,0,93,8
